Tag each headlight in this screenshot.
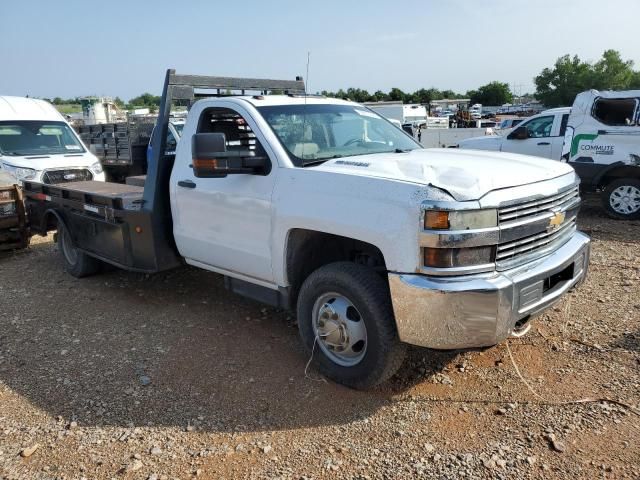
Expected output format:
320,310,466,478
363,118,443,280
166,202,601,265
423,246,495,268
16,167,36,180
424,209,497,230
2,164,37,181
90,161,103,174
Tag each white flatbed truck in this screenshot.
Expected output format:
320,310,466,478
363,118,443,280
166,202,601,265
24,70,591,388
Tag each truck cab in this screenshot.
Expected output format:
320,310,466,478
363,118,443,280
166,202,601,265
0,96,105,184
23,70,591,389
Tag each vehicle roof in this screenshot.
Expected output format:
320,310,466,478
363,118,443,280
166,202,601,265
541,106,571,114
239,95,358,107
0,96,65,121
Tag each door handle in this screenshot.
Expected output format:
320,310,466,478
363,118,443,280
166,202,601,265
537,141,551,145
178,180,196,189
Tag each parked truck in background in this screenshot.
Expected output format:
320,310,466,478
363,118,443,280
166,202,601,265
24,70,590,389
457,89,640,219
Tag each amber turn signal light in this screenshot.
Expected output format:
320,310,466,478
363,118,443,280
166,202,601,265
424,210,449,230
192,158,219,169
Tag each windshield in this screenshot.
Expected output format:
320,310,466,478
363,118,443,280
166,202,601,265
171,122,185,137
257,104,422,166
0,121,85,157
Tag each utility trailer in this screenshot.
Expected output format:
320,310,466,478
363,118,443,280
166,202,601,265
25,70,305,274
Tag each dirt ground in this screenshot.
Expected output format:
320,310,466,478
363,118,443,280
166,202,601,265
0,197,638,479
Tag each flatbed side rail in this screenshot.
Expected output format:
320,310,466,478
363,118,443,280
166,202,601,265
23,182,131,223
23,182,161,273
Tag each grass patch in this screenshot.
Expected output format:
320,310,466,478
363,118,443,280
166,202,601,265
55,104,82,114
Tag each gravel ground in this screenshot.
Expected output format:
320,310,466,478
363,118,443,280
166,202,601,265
0,197,638,479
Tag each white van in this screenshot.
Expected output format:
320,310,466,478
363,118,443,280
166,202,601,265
0,96,105,184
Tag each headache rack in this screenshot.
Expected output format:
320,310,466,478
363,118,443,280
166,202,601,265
24,69,304,273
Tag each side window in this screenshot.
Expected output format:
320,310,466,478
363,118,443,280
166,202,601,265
521,115,554,138
592,98,637,126
166,130,176,149
559,114,569,136
197,107,268,157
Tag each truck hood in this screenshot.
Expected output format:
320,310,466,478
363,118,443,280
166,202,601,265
313,148,574,202
0,152,98,172
457,135,504,149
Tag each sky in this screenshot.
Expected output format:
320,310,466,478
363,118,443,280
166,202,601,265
2,0,640,100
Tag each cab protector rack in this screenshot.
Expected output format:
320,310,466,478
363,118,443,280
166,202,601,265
25,69,304,273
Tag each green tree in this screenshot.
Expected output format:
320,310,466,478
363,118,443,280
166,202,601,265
372,90,388,101
388,87,406,102
467,82,513,106
534,55,593,107
128,93,162,108
440,89,457,100
592,49,635,90
535,50,640,107
346,88,372,103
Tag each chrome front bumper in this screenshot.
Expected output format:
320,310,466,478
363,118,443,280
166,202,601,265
388,232,590,349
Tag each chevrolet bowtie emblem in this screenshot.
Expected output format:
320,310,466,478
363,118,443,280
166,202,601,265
547,211,566,231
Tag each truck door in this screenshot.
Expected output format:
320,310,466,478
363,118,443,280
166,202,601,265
170,104,276,283
551,113,570,160
501,114,555,158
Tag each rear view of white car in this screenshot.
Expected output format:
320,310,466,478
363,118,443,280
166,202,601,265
0,96,105,184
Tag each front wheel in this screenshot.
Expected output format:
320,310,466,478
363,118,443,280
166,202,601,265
57,222,101,278
602,178,640,220
297,262,406,389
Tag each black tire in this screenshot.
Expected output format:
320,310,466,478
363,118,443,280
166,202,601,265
297,262,406,389
601,178,640,220
57,222,101,278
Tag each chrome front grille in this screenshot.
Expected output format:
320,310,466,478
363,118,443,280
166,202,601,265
497,217,577,266
496,184,581,270
42,169,93,184
498,185,579,224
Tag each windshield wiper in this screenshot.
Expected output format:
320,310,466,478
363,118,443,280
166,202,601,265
394,148,411,153
302,155,343,167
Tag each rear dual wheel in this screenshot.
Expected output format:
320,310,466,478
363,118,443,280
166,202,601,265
57,222,101,277
297,262,406,389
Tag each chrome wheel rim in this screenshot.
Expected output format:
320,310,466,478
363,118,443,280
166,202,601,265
609,185,640,215
60,228,78,265
312,293,367,367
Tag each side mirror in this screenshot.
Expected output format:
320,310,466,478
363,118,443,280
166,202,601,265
507,125,528,140
191,132,269,178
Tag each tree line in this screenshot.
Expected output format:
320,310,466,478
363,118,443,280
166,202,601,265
48,93,161,111
47,50,640,111
318,81,513,107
